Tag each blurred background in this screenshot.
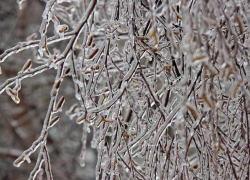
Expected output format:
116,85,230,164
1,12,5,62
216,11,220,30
0,1,96,179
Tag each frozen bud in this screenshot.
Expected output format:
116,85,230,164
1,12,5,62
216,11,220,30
202,93,213,108
148,27,158,45
66,6,75,14
55,80,61,89
50,80,61,96
52,48,60,60
164,64,172,72
103,118,113,123
54,96,65,112
218,140,225,152
49,116,60,128
14,155,25,167
186,103,198,120
26,33,37,41
64,67,71,75
236,14,244,35
87,48,99,59
193,164,198,169
39,35,50,57
56,25,69,37
66,103,78,115
87,35,93,46
192,54,207,62
76,113,87,124
6,87,20,104
231,80,242,99
98,94,106,105
21,59,32,72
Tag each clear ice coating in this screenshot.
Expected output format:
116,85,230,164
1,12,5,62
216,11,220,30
6,87,20,104
1,0,250,179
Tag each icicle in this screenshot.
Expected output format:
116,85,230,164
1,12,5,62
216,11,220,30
25,156,31,163
91,126,97,148
80,125,88,167
39,0,56,36
17,0,26,10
